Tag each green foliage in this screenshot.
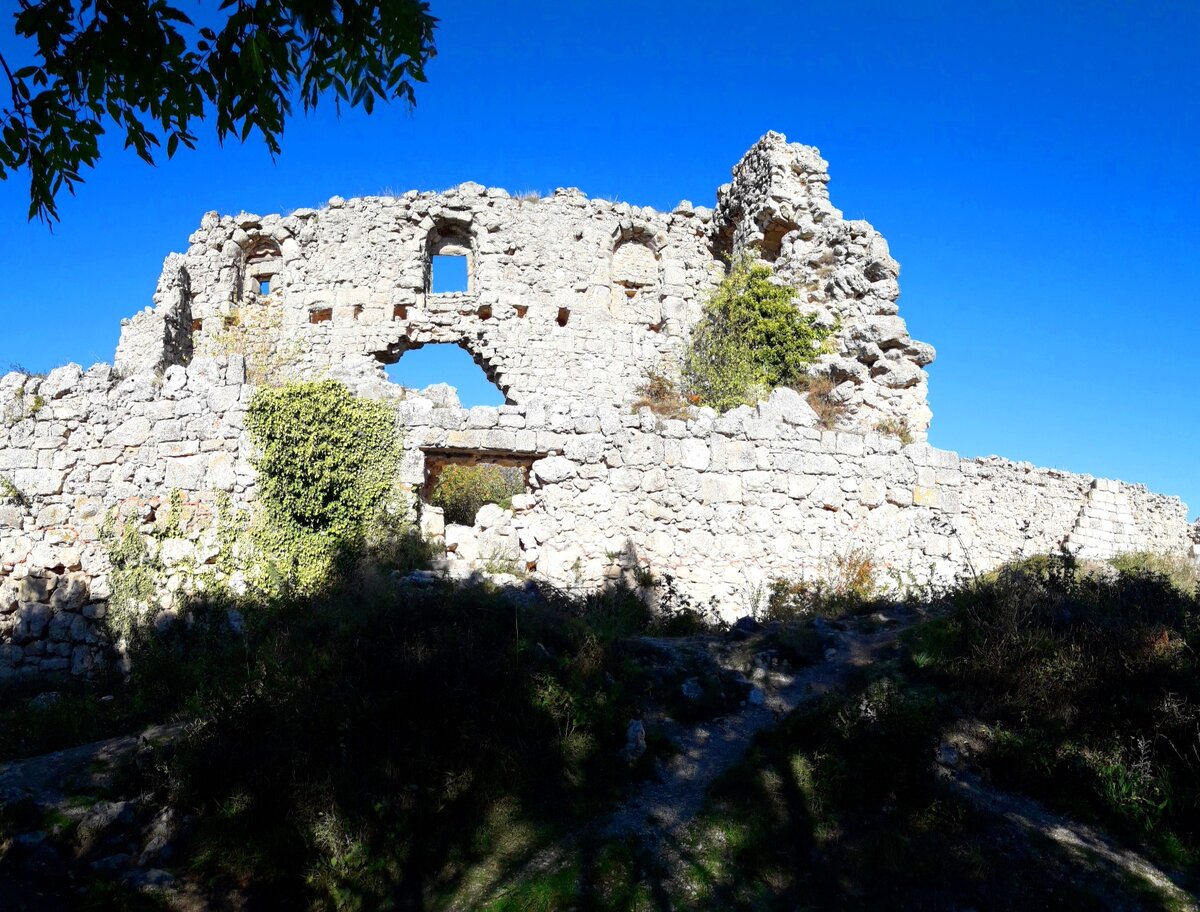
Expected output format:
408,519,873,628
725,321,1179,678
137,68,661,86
104,518,160,643
0,474,27,507
765,548,882,620
914,553,1200,868
247,380,404,594
1,1,438,221
430,463,525,526
1109,551,1199,596
684,256,832,412
668,665,1161,910
155,578,665,906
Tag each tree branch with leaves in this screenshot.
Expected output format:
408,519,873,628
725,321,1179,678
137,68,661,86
0,0,437,221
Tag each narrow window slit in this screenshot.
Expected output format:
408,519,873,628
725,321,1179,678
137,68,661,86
556,307,570,327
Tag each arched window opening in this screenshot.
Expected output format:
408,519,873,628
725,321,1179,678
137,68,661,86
758,218,798,264
611,237,660,322
244,239,283,298
426,221,473,295
381,342,506,407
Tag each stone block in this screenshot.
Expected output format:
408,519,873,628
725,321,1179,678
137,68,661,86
13,602,51,643
700,475,742,504
531,456,576,485
103,416,152,447
165,455,207,490
912,485,938,507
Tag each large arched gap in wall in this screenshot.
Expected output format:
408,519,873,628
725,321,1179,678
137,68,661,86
375,337,512,406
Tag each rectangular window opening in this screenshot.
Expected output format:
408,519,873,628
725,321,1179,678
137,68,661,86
431,254,469,294
309,307,333,324
258,279,270,295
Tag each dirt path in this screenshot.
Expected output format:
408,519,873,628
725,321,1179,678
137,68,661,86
444,611,916,911
937,735,1198,911
604,611,914,841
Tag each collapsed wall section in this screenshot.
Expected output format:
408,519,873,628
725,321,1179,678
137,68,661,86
712,132,936,440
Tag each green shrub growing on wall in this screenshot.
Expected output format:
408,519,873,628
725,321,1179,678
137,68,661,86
431,463,525,525
247,380,403,594
684,255,832,412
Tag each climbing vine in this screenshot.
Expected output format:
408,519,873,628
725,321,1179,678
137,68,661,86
246,379,404,595
684,255,834,412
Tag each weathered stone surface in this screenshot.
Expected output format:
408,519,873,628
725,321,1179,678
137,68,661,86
0,131,1192,676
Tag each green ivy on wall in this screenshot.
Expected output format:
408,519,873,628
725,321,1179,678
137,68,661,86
246,379,404,595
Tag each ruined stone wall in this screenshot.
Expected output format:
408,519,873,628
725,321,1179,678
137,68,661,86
117,184,721,407
0,359,252,678
380,384,1190,603
4,131,1195,680
712,133,935,438
115,133,933,438
1,355,1193,680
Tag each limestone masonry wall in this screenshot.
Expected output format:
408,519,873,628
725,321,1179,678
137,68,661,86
3,131,1194,679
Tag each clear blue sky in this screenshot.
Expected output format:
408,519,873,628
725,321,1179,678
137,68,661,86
1,1,1196,517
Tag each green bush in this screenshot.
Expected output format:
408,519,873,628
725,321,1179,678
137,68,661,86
1109,550,1199,596
431,463,525,525
246,379,404,594
912,552,1200,867
684,255,832,412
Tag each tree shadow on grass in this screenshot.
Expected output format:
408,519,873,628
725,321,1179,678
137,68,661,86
110,551,674,910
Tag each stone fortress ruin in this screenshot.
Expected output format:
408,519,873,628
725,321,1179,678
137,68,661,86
2,131,1196,678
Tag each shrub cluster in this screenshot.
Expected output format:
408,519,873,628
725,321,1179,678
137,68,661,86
430,462,526,525
157,577,669,907
764,548,881,621
911,551,1200,868
684,256,832,412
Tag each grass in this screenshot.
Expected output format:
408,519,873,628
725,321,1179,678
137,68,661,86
0,563,722,908
874,416,914,444
4,549,1196,909
906,551,1200,873
792,373,846,430
631,367,694,419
